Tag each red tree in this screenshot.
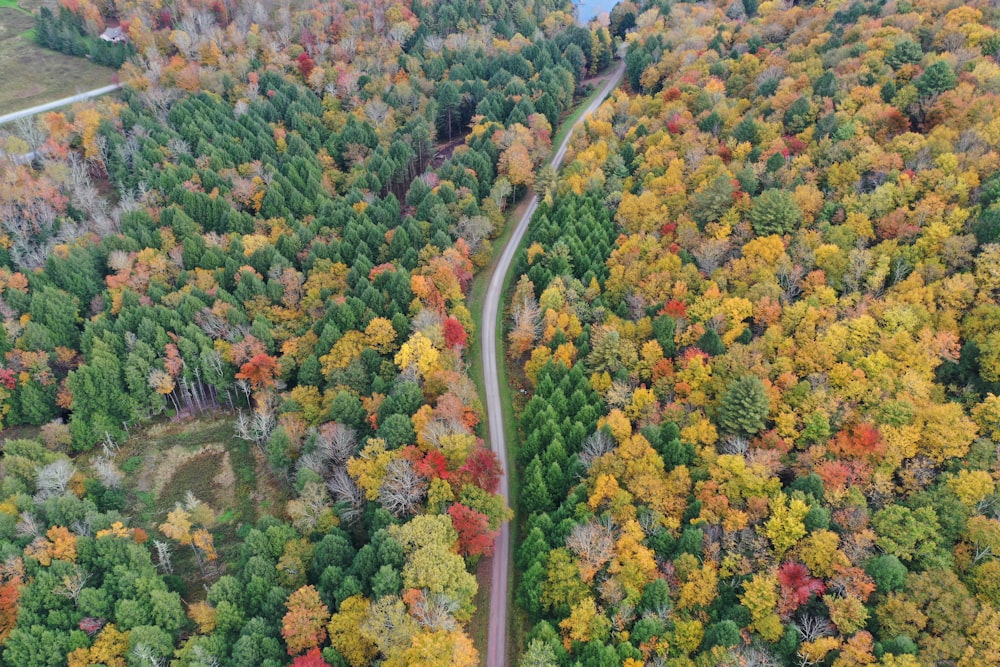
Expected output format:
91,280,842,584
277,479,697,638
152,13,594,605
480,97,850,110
457,447,502,493
0,582,20,643
414,449,450,480
828,423,884,461
777,561,825,616
236,353,279,388
297,53,316,79
448,503,497,557
292,648,329,667
443,316,468,349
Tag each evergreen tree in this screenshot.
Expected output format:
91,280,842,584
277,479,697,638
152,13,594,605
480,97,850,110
717,375,770,437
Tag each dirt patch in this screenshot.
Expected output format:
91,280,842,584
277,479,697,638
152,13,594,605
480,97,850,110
432,132,472,168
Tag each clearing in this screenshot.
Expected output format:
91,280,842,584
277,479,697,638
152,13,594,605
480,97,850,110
114,414,289,595
0,0,114,117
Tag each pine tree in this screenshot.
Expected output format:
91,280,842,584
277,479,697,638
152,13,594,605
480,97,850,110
522,457,552,513
717,376,770,437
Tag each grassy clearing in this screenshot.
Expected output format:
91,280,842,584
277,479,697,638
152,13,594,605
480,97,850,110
0,4,114,117
0,0,28,14
110,414,286,595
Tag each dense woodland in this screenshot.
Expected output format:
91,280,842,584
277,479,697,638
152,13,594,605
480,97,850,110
0,0,617,665
508,0,1000,665
5,0,1000,664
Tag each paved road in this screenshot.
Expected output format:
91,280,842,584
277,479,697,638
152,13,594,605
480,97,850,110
482,60,625,667
0,84,122,127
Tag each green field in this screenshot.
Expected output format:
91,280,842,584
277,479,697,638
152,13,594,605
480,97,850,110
0,0,113,117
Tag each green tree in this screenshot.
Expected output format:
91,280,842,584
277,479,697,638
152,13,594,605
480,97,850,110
717,375,770,436
748,189,802,236
652,315,676,357
691,173,735,228
871,506,942,564
915,61,957,99
887,40,923,70
866,554,908,594
522,457,552,514
783,97,814,134
437,82,463,142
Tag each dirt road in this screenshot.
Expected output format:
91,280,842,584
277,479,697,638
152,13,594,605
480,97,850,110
482,59,625,667
0,83,121,126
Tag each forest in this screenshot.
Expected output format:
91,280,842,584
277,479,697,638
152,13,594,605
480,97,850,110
0,0,617,665
4,0,1000,664
507,0,1000,665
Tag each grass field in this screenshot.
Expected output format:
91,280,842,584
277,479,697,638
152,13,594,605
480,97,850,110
0,0,114,117
112,414,287,597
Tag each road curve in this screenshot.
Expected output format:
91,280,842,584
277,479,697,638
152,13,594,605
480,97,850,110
0,84,122,127
482,60,625,667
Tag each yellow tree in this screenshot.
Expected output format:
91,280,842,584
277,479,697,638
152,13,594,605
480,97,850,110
741,572,783,641
328,595,378,667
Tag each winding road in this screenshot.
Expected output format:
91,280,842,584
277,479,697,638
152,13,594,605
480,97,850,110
482,59,625,667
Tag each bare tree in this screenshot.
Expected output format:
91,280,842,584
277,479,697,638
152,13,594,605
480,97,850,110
287,481,332,534
328,467,365,525
153,540,174,574
738,645,781,667
131,644,166,667
579,430,616,469
304,422,357,472
794,614,833,643
234,403,276,451
410,592,460,631
35,459,76,501
566,520,615,579
92,455,123,489
719,435,750,456
54,568,91,605
16,512,41,540
454,215,493,254
14,117,46,156
419,418,466,451
189,645,221,667
378,458,427,518
364,99,391,129
424,35,444,55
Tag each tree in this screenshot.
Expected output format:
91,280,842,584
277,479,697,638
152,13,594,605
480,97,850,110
281,585,329,656
499,143,535,188
443,316,468,349
456,447,502,494
522,457,552,514
717,376,769,436
236,353,279,389
448,503,497,557
915,61,957,99
437,82,462,141
865,555,908,594
871,506,941,564
777,562,824,615
691,172,735,228
328,596,376,667
741,573,783,642
748,189,802,236
396,626,476,666
887,40,923,69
